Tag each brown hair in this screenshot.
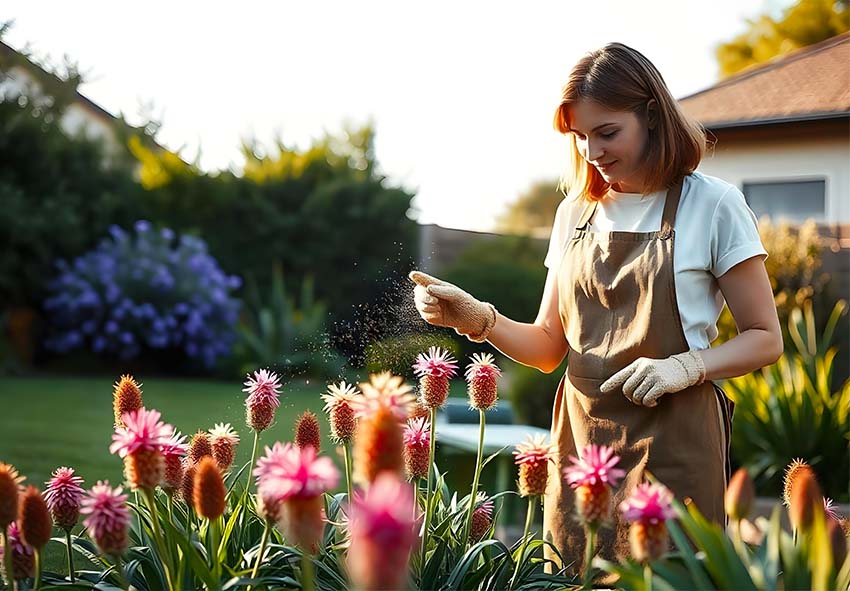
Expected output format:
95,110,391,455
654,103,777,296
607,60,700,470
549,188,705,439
553,42,706,201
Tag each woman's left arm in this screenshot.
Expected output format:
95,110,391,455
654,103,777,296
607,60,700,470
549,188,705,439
699,255,783,380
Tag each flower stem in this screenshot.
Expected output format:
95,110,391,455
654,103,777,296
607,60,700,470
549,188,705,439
33,548,42,590
65,528,76,583
509,496,536,591
142,488,174,590
421,406,437,560
301,552,315,591
582,524,598,590
463,408,486,546
210,516,222,582
242,430,260,508
343,440,354,505
644,563,653,591
248,520,271,591
2,529,16,591
113,553,130,590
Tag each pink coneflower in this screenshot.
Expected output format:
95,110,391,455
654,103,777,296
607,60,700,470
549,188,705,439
209,423,239,472
0,462,24,529
0,521,34,581
469,493,495,542
413,346,458,408
620,482,675,563
403,418,431,480
112,374,143,429
564,444,625,525
347,472,416,591
513,435,555,497
465,353,501,410
321,381,360,443
44,467,85,531
161,431,189,496
81,481,130,556
110,407,173,490
254,443,339,553
244,368,282,432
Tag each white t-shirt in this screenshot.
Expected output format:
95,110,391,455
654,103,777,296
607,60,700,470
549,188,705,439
544,171,768,350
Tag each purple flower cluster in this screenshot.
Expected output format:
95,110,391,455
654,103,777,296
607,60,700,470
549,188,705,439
43,221,242,368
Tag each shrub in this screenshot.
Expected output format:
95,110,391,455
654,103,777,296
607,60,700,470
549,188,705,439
42,221,241,368
364,333,461,377
506,359,566,428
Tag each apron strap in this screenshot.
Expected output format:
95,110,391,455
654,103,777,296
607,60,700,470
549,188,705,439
660,177,685,236
576,200,598,230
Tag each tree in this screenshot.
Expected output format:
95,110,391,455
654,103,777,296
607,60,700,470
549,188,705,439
495,179,562,236
716,0,849,77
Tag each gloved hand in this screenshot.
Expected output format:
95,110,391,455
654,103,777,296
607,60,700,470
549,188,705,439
599,351,706,407
409,271,497,343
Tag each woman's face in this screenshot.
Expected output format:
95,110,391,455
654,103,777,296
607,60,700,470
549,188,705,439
568,98,652,193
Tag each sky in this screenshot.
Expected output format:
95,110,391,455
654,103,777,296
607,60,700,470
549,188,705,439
4,0,792,232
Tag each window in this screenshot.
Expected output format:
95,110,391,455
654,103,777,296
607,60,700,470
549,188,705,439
742,179,826,222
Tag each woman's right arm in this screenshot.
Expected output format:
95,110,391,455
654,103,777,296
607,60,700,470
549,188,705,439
486,265,568,373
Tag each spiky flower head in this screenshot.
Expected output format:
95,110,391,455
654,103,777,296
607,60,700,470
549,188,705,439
112,374,143,429
788,467,823,533
564,444,625,526
321,381,360,442
413,347,458,408
620,483,675,563
209,423,240,471
354,406,405,485
0,521,34,582
161,431,188,495
19,485,51,550
193,457,226,520
465,353,501,410
782,458,814,507
253,442,292,524
347,473,416,591
725,468,755,521
188,430,213,464
403,418,431,480
824,497,842,522
408,397,430,420
180,459,197,506
81,481,130,556
294,411,322,453
44,467,85,530
513,434,555,497
244,368,282,432
110,408,173,490
354,372,415,421
469,492,495,542
0,462,24,529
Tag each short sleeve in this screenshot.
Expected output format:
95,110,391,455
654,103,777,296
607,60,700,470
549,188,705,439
544,199,568,269
710,187,768,277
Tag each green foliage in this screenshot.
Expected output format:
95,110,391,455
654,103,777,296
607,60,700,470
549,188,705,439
716,0,849,77
723,300,850,501
232,262,345,380
506,360,566,429
496,179,562,236
364,332,461,376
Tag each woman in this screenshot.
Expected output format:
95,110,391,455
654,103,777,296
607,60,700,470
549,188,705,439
409,42,783,572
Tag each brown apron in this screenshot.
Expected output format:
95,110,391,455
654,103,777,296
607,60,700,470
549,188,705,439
542,178,733,575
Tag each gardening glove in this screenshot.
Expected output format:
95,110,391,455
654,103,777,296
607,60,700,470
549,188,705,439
599,351,706,407
409,270,497,343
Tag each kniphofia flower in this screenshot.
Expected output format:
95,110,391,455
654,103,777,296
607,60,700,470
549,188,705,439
193,457,226,520
782,458,814,507
19,486,51,550
724,468,754,521
81,481,130,556
110,407,173,490
469,493,495,542
620,482,675,563
321,381,360,442
564,444,625,525
0,521,34,581
413,346,458,408
244,368,282,432
513,434,555,497
347,472,416,591
209,423,239,471
465,353,501,410
44,467,85,531
0,462,24,529
402,417,431,480
294,411,322,452
161,431,188,495
788,467,823,533
112,374,143,429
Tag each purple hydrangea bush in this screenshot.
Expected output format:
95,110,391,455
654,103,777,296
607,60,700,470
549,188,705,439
43,221,241,368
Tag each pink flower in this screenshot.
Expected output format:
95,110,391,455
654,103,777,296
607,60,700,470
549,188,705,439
161,431,189,494
254,443,339,500
244,369,282,432
403,417,430,448
43,467,85,530
161,431,189,459
413,347,459,379
824,497,842,522
403,418,431,480
513,435,555,497
109,408,173,457
620,483,676,525
352,372,415,421
563,444,625,489
0,521,34,581
347,473,416,591
81,481,130,556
